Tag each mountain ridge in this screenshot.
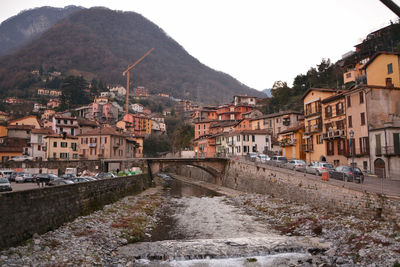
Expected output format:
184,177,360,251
0,7,264,104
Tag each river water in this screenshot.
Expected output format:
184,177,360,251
117,177,328,266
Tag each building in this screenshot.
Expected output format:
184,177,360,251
278,125,305,160
217,104,253,121
192,107,218,122
321,94,347,166
151,116,166,135
44,134,79,161
0,138,26,162
225,130,271,156
77,118,98,135
100,92,116,98
251,110,303,138
0,111,9,122
37,89,62,97
302,88,336,163
77,127,134,160
47,99,61,109
131,103,144,113
233,95,257,106
134,86,149,97
109,86,126,96
8,115,41,129
52,115,78,136
41,109,56,120
28,128,54,160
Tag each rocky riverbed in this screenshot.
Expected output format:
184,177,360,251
0,177,399,266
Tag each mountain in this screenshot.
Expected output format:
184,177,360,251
0,7,264,104
262,88,272,98
0,6,83,57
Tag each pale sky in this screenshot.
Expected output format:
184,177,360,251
0,0,399,91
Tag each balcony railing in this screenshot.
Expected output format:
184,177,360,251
322,129,346,139
302,144,314,152
377,146,400,156
304,124,322,134
280,139,296,147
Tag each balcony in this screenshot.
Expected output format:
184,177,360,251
88,143,97,148
302,144,313,152
343,69,356,84
304,111,321,119
322,129,346,140
113,143,121,148
377,146,400,156
280,138,296,147
304,124,322,134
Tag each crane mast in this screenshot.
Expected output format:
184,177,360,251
123,48,154,115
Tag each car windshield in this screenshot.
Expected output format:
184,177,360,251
0,179,8,183
322,164,333,168
352,167,362,173
297,160,305,164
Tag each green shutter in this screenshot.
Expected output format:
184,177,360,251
376,134,381,155
394,133,400,155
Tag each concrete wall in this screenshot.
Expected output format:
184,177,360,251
174,160,400,221
0,174,151,249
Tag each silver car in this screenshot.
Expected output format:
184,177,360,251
306,162,334,176
286,160,306,171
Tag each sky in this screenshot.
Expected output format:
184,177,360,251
0,0,399,91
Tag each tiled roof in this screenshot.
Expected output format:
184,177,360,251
77,127,125,137
31,128,54,134
7,125,35,130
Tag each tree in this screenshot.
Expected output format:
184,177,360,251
60,76,90,109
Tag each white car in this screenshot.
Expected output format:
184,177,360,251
256,154,270,162
8,155,34,162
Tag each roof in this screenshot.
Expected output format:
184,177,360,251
54,115,77,120
277,125,303,135
301,88,337,100
31,128,54,135
234,95,257,98
225,130,271,137
0,146,22,152
77,118,98,127
209,120,238,128
253,110,303,120
321,93,345,104
44,134,78,139
7,125,35,130
8,115,39,124
77,127,125,137
362,51,400,70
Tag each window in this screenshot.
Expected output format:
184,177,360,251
61,142,68,148
363,161,368,170
237,135,240,141
64,119,67,124
60,153,68,159
53,152,56,159
394,133,400,155
336,102,344,115
252,135,255,142
119,149,123,156
359,92,364,104
327,141,334,156
359,137,369,154
198,125,200,130
71,143,77,151
375,134,381,155
338,139,345,155
38,145,41,151
347,96,351,107
38,135,42,143
386,77,393,87
316,135,322,144
348,116,352,128
53,141,57,148
73,154,78,159
360,112,365,125
325,106,332,118
388,63,393,74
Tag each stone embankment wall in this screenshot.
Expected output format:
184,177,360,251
0,174,151,249
173,160,400,220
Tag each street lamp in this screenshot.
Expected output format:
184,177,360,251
349,130,355,182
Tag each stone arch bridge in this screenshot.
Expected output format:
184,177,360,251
145,158,228,184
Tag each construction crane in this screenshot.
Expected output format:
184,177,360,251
379,0,400,17
123,48,154,115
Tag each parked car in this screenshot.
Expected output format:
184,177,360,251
9,172,22,182
286,160,306,171
36,173,60,184
246,152,258,162
329,166,364,183
15,173,34,183
256,154,270,163
60,174,77,179
270,156,288,166
94,172,116,179
71,177,90,183
0,170,13,179
81,176,97,181
48,179,74,186
0,178,12,192
306,162,334,176
157,173,172,180
8,155,34,162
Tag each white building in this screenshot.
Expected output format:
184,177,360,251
28,128,54,160
100,92,116,98
52,115,79,136
225,130,271,156
131,103,144,113
151,116,167,134
233,95,257,106
109,86,127,96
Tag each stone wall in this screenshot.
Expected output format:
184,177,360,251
0,174,151,249
174,160,400,221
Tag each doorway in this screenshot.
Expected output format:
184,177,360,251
374,158,386,179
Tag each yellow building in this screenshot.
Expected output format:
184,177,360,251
140,116,152,135
364,52,400,87
44,134,79,161
321,94,347,166
8,115,41,129
302,88,336,163
278,125,305,160
0,125,7,138
0,111,9,122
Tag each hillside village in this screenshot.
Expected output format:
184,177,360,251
0,23,398,180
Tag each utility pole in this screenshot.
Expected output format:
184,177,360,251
123,48,154,115
379,0,400,17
